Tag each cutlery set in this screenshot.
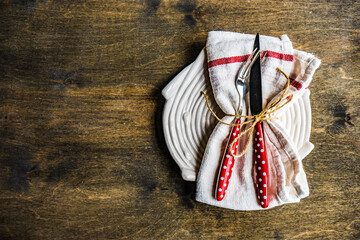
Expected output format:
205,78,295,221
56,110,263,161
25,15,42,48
216,33,269,208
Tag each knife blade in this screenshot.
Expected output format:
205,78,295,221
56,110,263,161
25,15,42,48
249,33,269,208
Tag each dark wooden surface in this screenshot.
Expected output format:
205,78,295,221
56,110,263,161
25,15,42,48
0,0,359,239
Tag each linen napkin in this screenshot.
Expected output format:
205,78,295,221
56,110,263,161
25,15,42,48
195,31,321,210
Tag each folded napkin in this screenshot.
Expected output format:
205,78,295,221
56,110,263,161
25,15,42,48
195,31,321,210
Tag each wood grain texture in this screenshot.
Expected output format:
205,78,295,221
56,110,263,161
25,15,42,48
0,0,359,239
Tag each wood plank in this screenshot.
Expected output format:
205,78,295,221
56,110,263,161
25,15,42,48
0,0,358,239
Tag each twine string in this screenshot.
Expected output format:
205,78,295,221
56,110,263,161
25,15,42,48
201,67,294,158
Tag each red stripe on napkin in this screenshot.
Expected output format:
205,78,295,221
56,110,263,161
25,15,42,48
207,55,250,68
265,51,294,62
208,51,294,68
290,77,303,90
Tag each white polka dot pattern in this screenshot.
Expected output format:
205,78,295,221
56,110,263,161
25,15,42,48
216,118,241,201
254,122,269,208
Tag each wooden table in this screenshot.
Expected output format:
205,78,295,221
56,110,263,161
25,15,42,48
0,0,359,239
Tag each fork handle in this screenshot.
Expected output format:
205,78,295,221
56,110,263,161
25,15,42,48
254,122,269,208
216,118,241,201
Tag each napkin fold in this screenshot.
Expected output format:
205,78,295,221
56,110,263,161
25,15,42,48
195,31,321,210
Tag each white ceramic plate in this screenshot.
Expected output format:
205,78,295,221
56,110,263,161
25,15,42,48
162,49,313,181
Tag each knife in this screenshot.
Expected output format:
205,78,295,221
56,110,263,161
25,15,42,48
249,33,269,208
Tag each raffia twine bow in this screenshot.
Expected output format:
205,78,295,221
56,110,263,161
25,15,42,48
201,67,293,158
